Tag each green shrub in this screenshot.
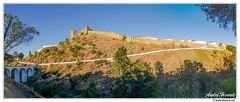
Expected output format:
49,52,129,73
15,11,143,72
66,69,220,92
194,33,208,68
96,50,102,55
59,41,64,45
81,82,100,98
58,50,64,54
213,50,217,54
43,48,50,53
222,71,236,96
49,64,54,68
76,61,82,66
155,61,164,73
56,73,62,77
72,68,76,72
141,47,145,51
94,60,103,66
66,64,71,68
57,92,73,98
80,32,84,35
51,69,58,75
66,73,71,77
184,59,193,67
88,42,94,46
36,85,54,98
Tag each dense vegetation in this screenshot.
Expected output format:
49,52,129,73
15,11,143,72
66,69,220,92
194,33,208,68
110,47,236,98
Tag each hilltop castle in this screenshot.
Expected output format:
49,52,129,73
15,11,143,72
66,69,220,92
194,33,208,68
70,26,226,50
70,26,152,44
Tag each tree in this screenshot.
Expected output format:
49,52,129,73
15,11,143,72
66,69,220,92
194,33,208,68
12,51,18,57
218,42,223,46
196,4,236,36
4,13,40,52
154,61,164,73
17,52,24,60
111,47,156,98
4,52,13,61
29,51,32,56
112,46,131,78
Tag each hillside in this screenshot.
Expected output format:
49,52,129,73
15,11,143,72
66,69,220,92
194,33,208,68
7,29,233,76
5,28,235,98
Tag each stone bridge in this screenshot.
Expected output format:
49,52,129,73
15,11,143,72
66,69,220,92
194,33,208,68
4,66,35,83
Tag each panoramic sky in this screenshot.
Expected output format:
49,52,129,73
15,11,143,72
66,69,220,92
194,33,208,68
4,4,236,56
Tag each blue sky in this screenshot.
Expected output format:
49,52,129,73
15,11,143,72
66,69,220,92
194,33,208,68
4,4,236,56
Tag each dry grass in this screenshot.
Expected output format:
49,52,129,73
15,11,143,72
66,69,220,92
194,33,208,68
8,33,232,78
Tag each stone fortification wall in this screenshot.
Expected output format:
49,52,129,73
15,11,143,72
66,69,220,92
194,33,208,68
70,30,78,39
126,36,150,44
70,26,225,50
87,30,123,40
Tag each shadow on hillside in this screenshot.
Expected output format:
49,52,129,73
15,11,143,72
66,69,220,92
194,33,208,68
24,64,236,98
26,70,115,98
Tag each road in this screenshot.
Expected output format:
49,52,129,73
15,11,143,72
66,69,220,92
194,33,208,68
18,47,223,66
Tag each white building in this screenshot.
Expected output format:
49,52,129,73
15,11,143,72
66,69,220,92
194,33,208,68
162,39,173,41
208,41,218,47
150,37,159,40
192,41,206,45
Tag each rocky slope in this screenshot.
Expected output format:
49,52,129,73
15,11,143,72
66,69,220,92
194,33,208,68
4,75,43,98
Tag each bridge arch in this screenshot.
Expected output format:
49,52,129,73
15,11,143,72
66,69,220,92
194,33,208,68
11,68,19,83
27,68,33,78
4,66,35,83
5,68,11,77
20,68,27,82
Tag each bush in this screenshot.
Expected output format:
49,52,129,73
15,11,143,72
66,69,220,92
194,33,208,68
88,42,94,46
43,48,50,53
81,82,100,98
56,73,62,77
213,50,217,54
94,60,101,65
49,64,54,68
58,50,64,55
184,59,193,67
96,50,102,55
59,41,64,45
76,61,82,66
222,71,236,96
66,64,71,68
141,47,145,51
51,69,58,75
122,35,127,41
36,85,54,98
155,61,164,73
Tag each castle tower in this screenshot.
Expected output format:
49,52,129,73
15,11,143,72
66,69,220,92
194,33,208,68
84,26,90,35
70,30,77,39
